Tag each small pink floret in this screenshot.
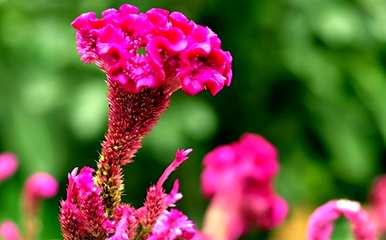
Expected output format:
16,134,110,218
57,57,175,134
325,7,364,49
0,153,18,182
307,200,376,240
0,221,21,240
72,4,232,95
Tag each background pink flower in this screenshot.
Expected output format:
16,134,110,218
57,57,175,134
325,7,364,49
201,133,288,239
0,221,21,240
307,200,376,240
0,153,18,182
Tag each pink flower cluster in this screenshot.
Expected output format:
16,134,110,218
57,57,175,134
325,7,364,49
72,4,232,95
0,153,58,240
60,149,199,240
307,200,376,240
201,133,288,239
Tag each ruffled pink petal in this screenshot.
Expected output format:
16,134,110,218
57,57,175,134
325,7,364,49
72,4,232,95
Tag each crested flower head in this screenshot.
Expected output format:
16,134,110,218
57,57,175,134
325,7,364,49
0,153,18,182
201,133,287,239
307,200,376,240
0,221,21,240
72,4,232,95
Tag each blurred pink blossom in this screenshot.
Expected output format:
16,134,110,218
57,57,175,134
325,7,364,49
24,172,59,213
307,200,376,240
0,153,18,182
23,172,59,239
201,133,288,240
369,175,386,236
0,221,21,240
72,4,232,95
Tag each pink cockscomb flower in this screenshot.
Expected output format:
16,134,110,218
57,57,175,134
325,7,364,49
0,153,18,182
0,221,21,240
147,209,197,240
201,133,288,240
369,175,386,236
72,4,232,95
307,200,376,240
70,4,232,216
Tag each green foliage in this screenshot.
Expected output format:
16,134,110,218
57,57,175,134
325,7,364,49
0,0,384,239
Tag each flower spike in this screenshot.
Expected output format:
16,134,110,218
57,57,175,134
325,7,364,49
157,148,192,189
139,149,193,237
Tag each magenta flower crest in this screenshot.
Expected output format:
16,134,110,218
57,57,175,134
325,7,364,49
201,133,288,239
72,4,232,95
307,200,376,240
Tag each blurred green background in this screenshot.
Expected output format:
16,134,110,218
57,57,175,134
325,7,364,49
0,0,385,239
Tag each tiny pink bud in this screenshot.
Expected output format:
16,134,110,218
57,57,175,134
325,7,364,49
0,221,21,240
0,153,18,182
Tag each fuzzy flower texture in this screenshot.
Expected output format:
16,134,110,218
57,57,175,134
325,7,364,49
72,4,232,95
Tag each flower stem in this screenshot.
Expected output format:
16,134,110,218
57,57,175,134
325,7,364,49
95,79,171,215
